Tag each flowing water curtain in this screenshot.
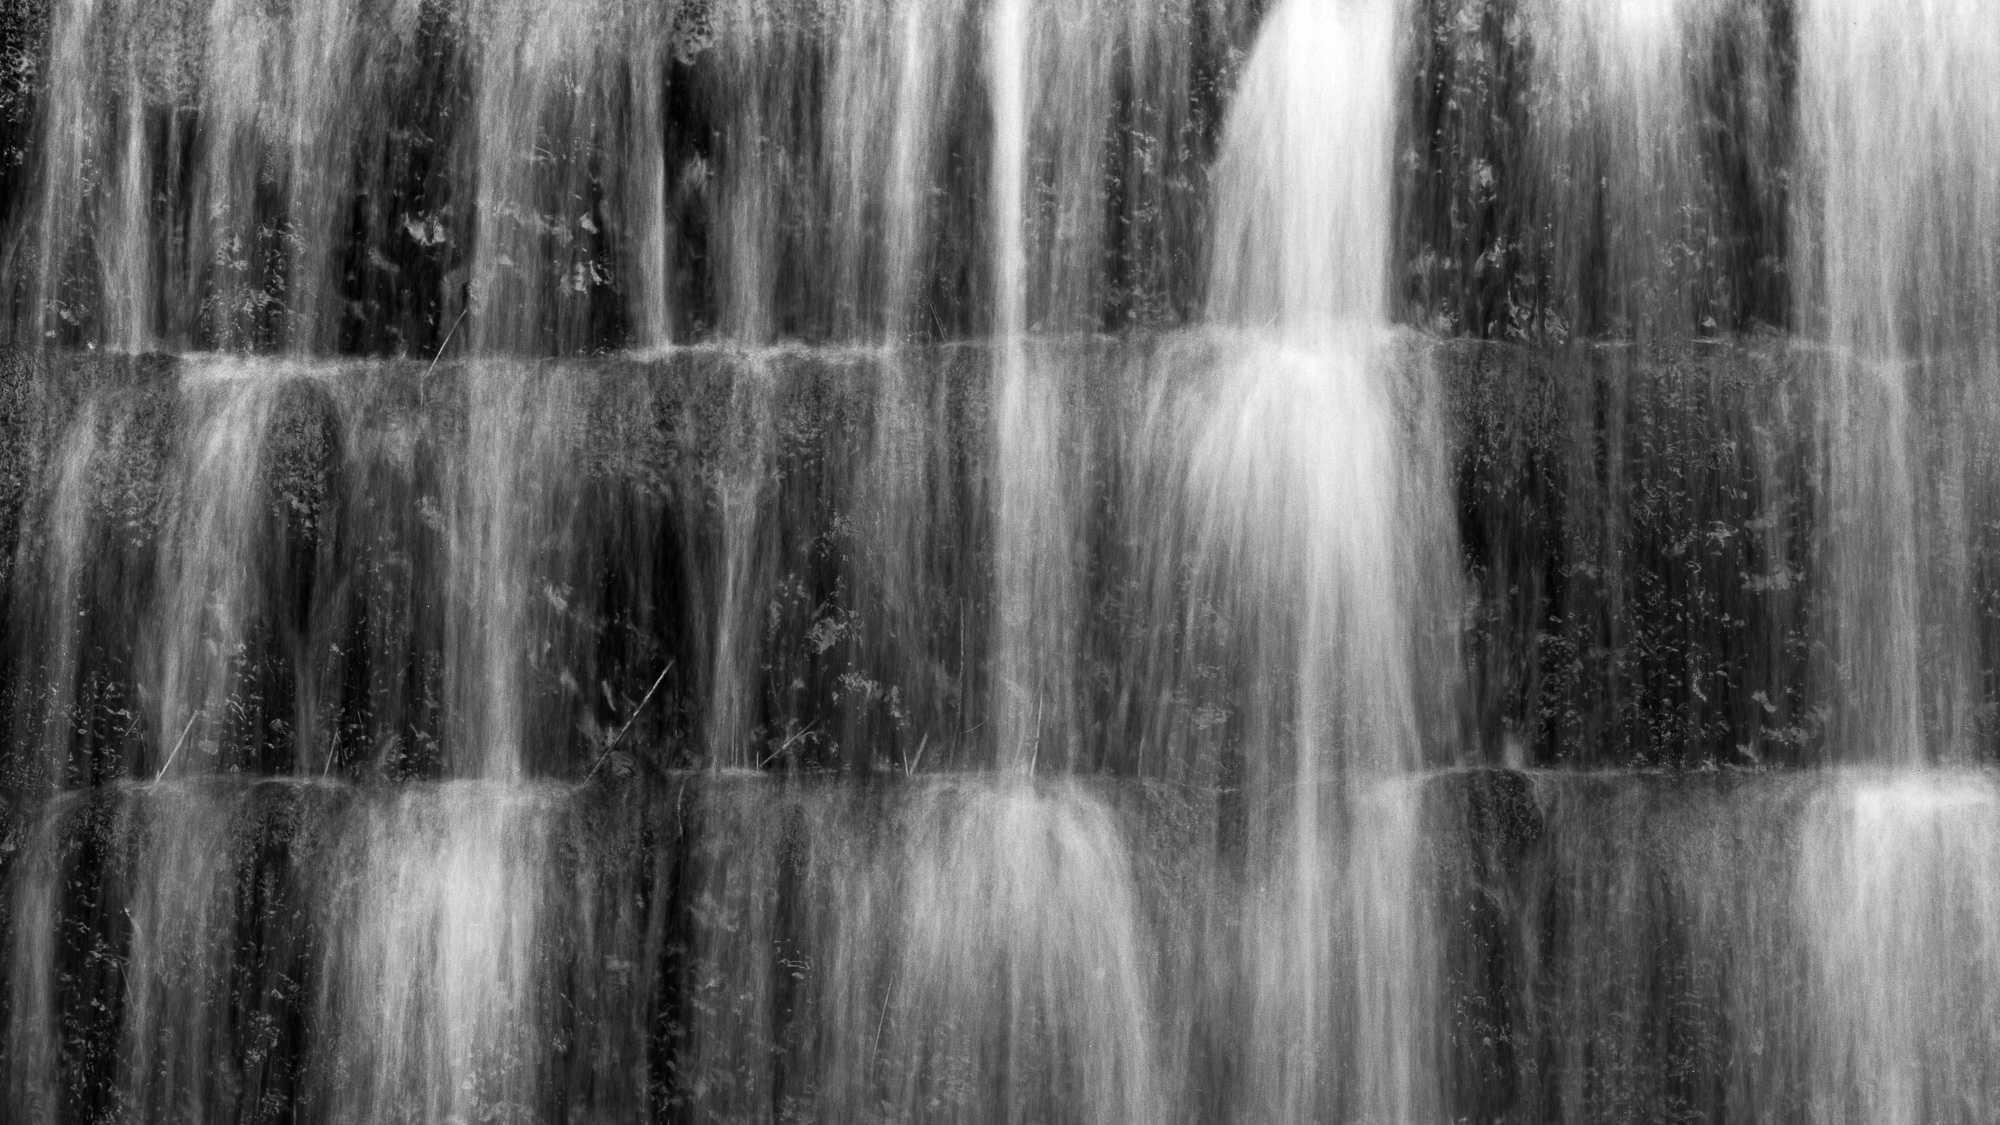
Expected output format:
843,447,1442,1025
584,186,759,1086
452,0,687,778
672,778,1164,1124
1199,0,1452,1119
986,336,1092,773
813,0,982,769
1198,0,1445,784
695,0,1197,344
462,0,668,356
1470,774,1818,1122
618,0,674,351
1522,0,1720,338
838,347,958,773
110,787,266,1124
5,0,429,351
984,0,1184,773
1795,0,2000,765
817,0,972,341
5,0,694,355
4,0,1208,352
1407,0,1786,340
1798,775,2000,1125
313,364,438,778
9,0,148,350
683,355,775,770
1,785,316,1125
8,0,176,350
882,782,1161,1124
4,795,75,1125
7,398,102,789
310,784,559,1125
146,362,289,778
444,360,593,780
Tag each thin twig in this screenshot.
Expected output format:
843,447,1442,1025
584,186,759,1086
1025,696,1044,774
583,659,674,783
900,732,929,778
758,720,818,770
871,972,898,1065
420,304,471,407
155,712,199,782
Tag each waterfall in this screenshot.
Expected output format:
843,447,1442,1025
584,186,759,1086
7,0,2000,1122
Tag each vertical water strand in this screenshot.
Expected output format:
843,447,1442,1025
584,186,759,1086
673,782,788,1119
988,0,1026,771
319,367,433,775
1347,775,1441,1125
277,0,362,352
837,0,969,765
446,362,588,780
987,0,1079,773
186,0,353,349
453,0,636,776
8,401,101,789
1798,0,1922,764
981,0,1141,768
114,786,252,1125
709,0,787,345
802,788,893,1120
878,0,962,339
819,0,967,339
100,2,152,355
988,0,1024,768
151,363,285,778
622,0,671,352
454,0,553,780
1797,0,2000,765
1019,0,1119,334
3,798,71,1125
702,359,774,769
1201,0,1440,1118
1799,774,2000,1125
822,0,893,340
191,0,283,349
1112,0,1194,329
14,0,100,347
448,366,529,781
466,0,611,357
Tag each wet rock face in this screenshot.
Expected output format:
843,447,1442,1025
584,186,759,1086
0,0,1803,351
0,339,1840,781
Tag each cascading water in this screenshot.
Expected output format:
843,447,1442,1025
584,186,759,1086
8,398,97,787
6,0,2000,1122
149,363,287,779
1795,0,2000,766
1198,0,1447,1119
